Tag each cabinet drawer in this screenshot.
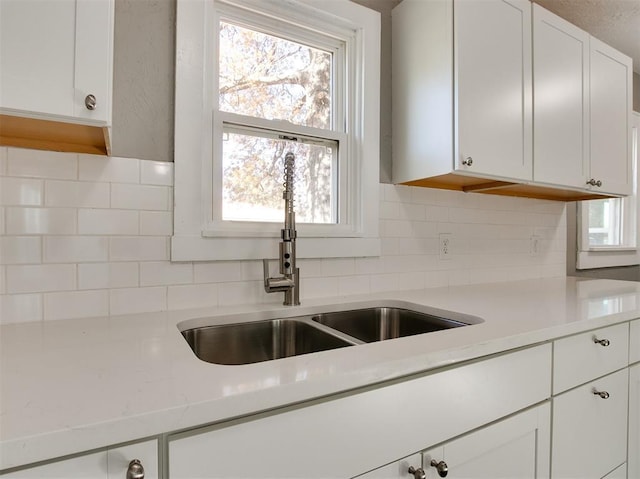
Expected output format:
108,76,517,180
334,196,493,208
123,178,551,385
552,369,628,479
630,319,639,364
1,440,158,478
553,323,628,393
169,344,551,479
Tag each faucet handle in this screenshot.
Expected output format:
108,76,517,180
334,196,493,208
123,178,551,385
263,259,294,293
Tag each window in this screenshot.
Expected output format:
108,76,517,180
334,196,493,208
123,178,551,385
577,112,640,268
173,0,381,261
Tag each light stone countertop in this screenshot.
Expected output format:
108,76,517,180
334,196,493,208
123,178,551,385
2,276,640,470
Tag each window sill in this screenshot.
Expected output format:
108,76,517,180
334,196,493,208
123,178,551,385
577,249,640,269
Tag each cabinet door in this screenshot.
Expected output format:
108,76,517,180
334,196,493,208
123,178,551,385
0,0,113,124
630,364,640,479
0,0,76,118
454,0,532,181
631,320,639,364
532,4,589,189
589,37,633,195
552,369,628,479
1,452,107,478
422,403,551,479
356,454,421,479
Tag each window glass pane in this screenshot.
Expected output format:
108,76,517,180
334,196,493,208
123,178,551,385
219,21,333,130
222,130,337,224
587,198,622,246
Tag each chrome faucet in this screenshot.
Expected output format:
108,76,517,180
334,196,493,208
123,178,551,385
262,152,300,305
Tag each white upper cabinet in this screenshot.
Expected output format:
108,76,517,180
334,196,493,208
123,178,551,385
393,0,633,201
455,0,532,181
0,0,114,125
589,37,633,196
392,0,532,187
533,4,589,190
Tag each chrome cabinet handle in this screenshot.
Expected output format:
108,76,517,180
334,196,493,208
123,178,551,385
593,337,610,347
462,157,473,166
430,460,449,478
586,179,602,187
126,459,145,479
593,390,610,399
408,466,426,479
85,94,97,110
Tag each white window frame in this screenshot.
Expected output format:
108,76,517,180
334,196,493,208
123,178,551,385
172,0,380,261
577,111,640,269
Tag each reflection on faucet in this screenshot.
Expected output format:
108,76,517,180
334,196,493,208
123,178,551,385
263,152,300,306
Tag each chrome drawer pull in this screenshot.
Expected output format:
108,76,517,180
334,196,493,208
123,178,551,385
408,466,426,479
593,337,610,347
593,390,610,399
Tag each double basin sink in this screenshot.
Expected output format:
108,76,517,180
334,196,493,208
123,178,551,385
180,303,482,365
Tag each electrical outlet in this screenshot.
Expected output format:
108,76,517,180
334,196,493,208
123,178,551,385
439,233,452,260
530,235,541,256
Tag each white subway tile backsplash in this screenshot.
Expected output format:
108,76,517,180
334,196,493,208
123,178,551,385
109,237,169,261
0,293,43,323
0,236,42,264
7,149,77,180
140,261,192,286
78,263,139,290
110,287,166,315
337,275,370,296
320,258,355,277
78,155,140,183
141,161,174,186
44,290,109,320
78,209,139,235
168,283,218,310
6,207,76,235
0,178,43,206
0,149,568,324
140,211,172,236
45,180,110,208
0,147,7,174
111,184,170,211
7,264,75,294
44,236,108,263
194,262,242,283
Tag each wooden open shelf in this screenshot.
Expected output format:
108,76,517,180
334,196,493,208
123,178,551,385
403,173,613,202
0,114,110,156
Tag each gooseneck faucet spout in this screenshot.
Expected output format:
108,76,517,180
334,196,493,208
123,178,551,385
262,152,300,306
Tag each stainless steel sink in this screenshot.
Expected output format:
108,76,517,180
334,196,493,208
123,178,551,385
311,307,467,343
180,303,481,365
181,319,353,365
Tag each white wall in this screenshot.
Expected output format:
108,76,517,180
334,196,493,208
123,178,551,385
0,148,566,324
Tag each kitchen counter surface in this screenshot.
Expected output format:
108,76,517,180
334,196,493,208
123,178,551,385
2,276,640,470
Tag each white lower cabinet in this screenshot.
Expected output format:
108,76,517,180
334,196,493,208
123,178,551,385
601,463,627,479
421,404,550,479
1,440,158,479
629,364,640,479
551,369,628,479
169,345,551,479
358,403,550,479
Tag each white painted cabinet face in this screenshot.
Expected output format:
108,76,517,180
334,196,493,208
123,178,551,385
0,0,113,124
629,364,640,479
552,369,628,479
533,4,589,189
630,319,640,364
356,454,422,479
1,440,157,479
589,37,633,196
422,403,550,479
454,0,532,181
